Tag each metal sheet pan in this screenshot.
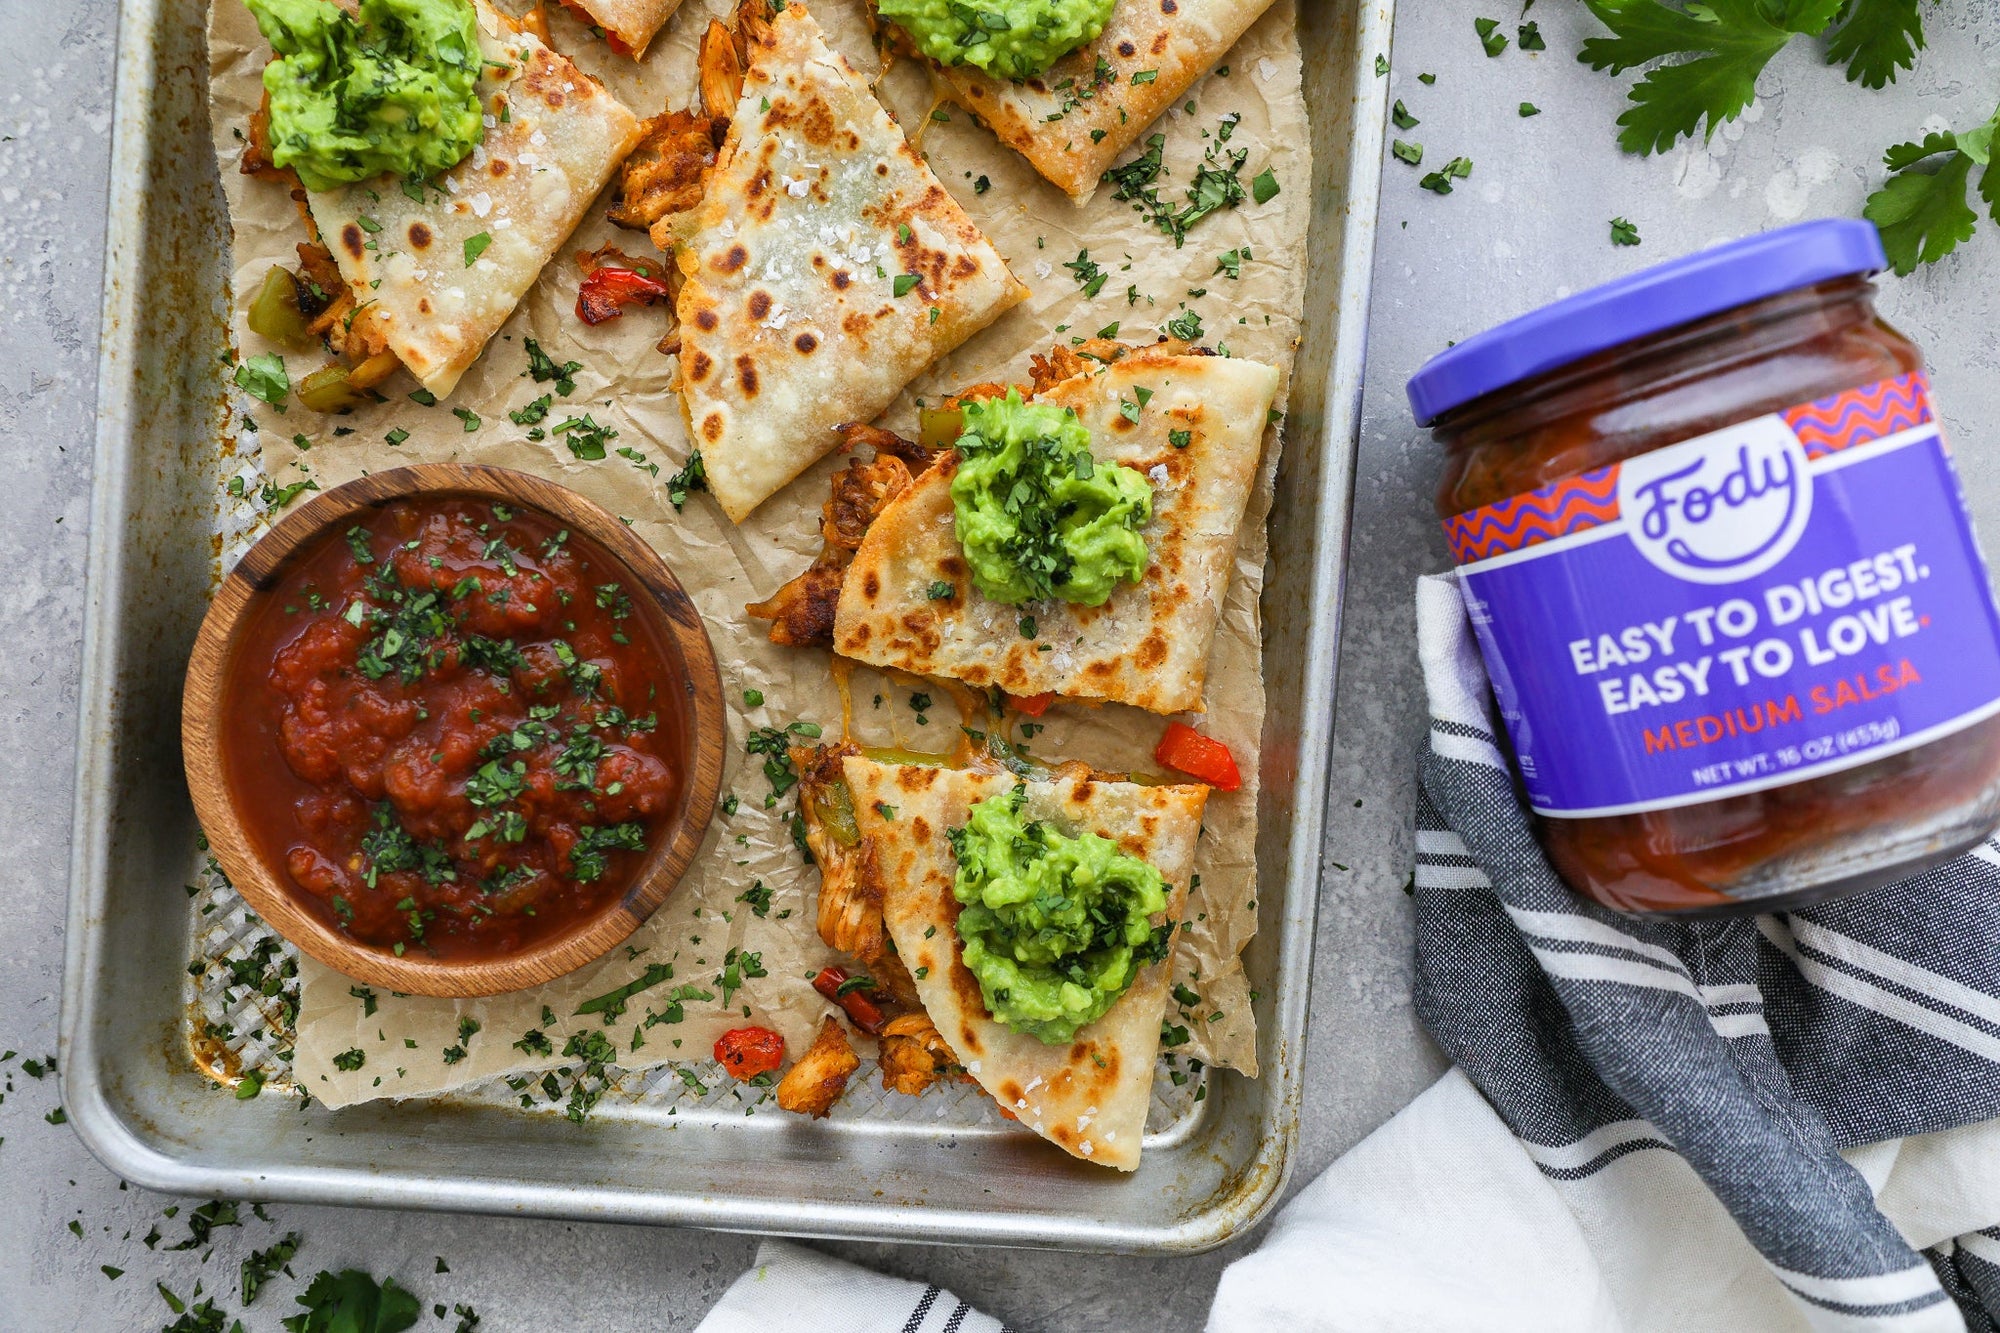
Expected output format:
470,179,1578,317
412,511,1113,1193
61,0,1391,1253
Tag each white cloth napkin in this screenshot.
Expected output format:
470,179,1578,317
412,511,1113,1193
695,1239,1008,1333
1210,1069,2000,1332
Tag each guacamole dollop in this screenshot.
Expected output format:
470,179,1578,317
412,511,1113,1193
878,0,1116,81
949,390,1151,607
948,786,1170,1046
247,0,485,193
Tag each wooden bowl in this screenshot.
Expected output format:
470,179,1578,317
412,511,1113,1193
182,464,725,997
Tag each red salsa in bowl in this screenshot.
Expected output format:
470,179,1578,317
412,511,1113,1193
186,466,723,994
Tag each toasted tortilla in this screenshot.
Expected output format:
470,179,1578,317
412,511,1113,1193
302,0,641,398
663,3,1030,523
558,0,684,58
843,755,1205,1171
910,0,1279,200
831,347,1279,714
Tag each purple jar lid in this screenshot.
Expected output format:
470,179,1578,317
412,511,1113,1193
1405,218,1888,426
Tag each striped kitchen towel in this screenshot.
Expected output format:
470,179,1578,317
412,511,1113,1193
1307,573,2000,1332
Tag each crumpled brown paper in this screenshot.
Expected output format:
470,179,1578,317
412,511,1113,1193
207,0,1307,1108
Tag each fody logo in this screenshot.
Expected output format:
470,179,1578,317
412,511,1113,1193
1616,415,1813,585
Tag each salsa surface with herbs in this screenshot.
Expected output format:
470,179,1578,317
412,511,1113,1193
224,496,687,959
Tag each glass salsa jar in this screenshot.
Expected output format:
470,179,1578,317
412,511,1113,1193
1408,219,2000,915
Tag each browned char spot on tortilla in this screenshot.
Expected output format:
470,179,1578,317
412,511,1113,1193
689,349,713,381
490,158,511,177
893,765,941,792
695,308,719,331
406,221,432,250
764,95,836,145
1150,31,1170,54
717,244,749,274
736,354,759,396
1135,633,1167,669
340,223,365,261
1117,39,1137,56
794,332,818,354
861,570,880,599
702,411,724,442
748,290,772,320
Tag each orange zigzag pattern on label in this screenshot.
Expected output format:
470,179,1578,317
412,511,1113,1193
1446,465,1619,565
1783,372,1933,459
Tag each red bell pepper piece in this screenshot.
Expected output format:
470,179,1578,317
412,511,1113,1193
811,966,886,1035
1007,691,1056,717
714,1026,786,1079
575,265,672,325
1153,721,1242,791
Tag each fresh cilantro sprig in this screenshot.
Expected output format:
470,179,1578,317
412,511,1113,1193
1577,0,1934,156
1578,0,1846,156
1864,105,2000,274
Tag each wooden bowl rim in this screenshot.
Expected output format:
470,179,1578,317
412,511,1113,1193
181,463,726,998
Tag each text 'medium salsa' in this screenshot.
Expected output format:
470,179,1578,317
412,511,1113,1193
224,496,687,960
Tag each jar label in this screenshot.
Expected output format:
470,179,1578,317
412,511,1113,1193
1448,373,2000,817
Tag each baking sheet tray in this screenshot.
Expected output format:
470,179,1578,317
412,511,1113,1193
61,0,1391,1253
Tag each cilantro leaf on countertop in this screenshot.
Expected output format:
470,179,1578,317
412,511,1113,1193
1579,0,1936,156
1824,0,1927,89
1864,110,2000,275
1611,216,1643,246
1577,0,1845,155
282,1268,421,1333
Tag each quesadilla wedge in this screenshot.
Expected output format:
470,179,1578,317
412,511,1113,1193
750,341,1280,715
840,753,1206,1171
634,2,1030,523
272,0,641,399
553,0,683,58
886,0,1279,201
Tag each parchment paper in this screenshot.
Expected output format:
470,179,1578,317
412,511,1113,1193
206,0,1309,1109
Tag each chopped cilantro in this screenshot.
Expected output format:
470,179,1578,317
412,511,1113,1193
1063,249,1109,297
523,338,582,395
1419,156,1473,194
576,962,674,1022
235,353,290,409
554,413,616,460
666,449,708,510
464,231,492,266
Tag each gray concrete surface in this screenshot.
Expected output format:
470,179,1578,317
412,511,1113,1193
5,1,1999,1329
